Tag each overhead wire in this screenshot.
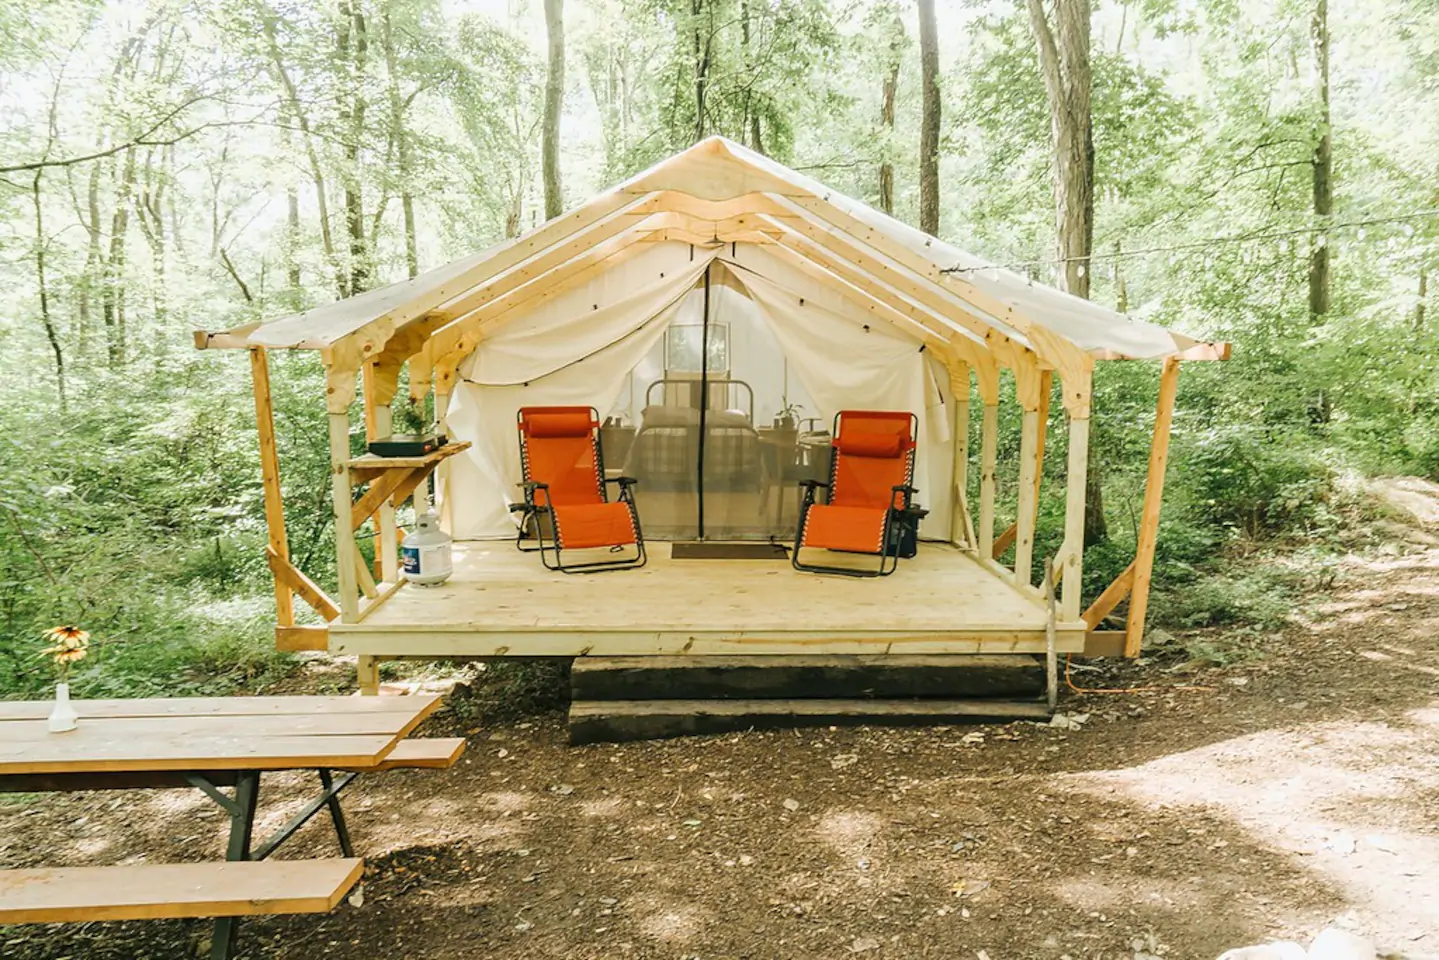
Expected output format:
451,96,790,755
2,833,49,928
942,207,1439,277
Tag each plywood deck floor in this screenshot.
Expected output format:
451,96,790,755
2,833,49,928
329,542,1088,658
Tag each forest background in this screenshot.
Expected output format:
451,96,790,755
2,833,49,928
1,0,1435,698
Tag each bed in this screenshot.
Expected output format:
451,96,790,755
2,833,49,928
621,379,765,493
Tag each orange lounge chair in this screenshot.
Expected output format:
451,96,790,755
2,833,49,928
512,406,646,573
792,410,922,577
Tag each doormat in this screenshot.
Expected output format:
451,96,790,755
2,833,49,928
670,542,790,560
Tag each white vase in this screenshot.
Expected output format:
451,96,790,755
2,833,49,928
47,682,78,733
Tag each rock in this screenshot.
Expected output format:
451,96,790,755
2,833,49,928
1307,928,1376,960
850,936,880,952
1216,943,1306,960
783,798,800,811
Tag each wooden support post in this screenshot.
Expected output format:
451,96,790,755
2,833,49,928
978,402,998,560
249,348,293,628
992,370,1051,559
357,656,380,697
949,363,972,548
434,387,452,530
363,364,399,583
1061,414,1090,621
1125,357,1181,656
1013,406,1041,588
329,410,360,623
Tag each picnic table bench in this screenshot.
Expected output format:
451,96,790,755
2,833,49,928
0,694,464,959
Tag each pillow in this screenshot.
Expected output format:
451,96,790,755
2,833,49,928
639,405,701,428
526,411,595,438
837,431,905,458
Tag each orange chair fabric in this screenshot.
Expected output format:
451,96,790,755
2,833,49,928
519,407,603,511
518,406,640,559
801,504,887,554
552,502,639,549
800,410,916,555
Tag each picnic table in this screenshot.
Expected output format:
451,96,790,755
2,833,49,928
0,694,464,960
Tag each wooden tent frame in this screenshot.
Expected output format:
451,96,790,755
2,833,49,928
197,137,1227,690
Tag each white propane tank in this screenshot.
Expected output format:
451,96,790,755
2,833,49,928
401,505,453,585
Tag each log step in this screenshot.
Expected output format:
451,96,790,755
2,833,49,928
568,698,1052,745
570,654,1044,702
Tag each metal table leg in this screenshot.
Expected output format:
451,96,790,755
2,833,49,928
189,769,358,960
210,771,260,960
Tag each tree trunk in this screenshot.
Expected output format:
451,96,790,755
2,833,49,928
1027,0,1094,298
382,7,418,278
1416,267,1428,336
135,148,168,329
542,0,565,220
917,0,940,236
693,0,712,142
77,156,102,358
740,1,762,153
1028,0,1105,544
339,0,370,296
102,147,138,368
878,8,903,215
32,171,66,410
1114,241,1128,312
1308,0,1331,321
264,15,341,298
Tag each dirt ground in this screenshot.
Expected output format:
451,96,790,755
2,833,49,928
5,501,1439,959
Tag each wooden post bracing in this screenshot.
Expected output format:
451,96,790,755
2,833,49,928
249,348,294,628
992,370,1051,559
328,410,361,622
1013,407,1041,588
949,362,972,548
1125,357,1181,656
434,387,452,529
978,402,999,560
362,363,399,584
357,655,381,697
1061,413,1090,620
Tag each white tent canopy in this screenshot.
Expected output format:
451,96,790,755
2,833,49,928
199,137,1226,652
196,136,1227,545
197,137,1227,381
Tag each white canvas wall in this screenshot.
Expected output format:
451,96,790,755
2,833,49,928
445,239,956,541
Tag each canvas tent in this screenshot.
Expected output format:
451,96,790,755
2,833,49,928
196,136,1227,691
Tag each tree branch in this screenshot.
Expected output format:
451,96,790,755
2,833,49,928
219,247,253,302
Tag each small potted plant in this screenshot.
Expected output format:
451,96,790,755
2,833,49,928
773,400,803,431
40,625,89,733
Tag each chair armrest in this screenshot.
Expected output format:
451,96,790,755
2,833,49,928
520,480,549,492
605,476,639,487
798,479,830,491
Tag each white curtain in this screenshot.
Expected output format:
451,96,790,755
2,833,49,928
447,243,719,537
442,238,955,541
719,250,954,538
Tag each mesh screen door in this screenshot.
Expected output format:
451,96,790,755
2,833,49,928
600,263,818,541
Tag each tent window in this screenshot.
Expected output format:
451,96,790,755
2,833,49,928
665,322,729,374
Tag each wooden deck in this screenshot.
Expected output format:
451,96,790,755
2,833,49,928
328,542,1088,658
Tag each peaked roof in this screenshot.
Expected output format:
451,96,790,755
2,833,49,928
195,137,1228,382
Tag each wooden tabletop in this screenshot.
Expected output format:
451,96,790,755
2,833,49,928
0,695,441,776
